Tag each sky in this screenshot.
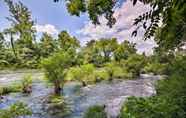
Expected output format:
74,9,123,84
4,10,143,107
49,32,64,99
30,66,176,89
0,0,157,55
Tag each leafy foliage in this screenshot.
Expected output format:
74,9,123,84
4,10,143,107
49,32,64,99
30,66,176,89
38,33,57,58
0,84,21,96
121,54,146,77
120,96,185,118
114,41,136,62
84,105,107,118
41,51,74,94
0,102,32,118
45,95,70,117
57,31,80,51
55,0,186,51
120,54,186,118
21,74,32,94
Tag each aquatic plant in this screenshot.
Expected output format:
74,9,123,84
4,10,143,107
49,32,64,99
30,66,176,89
0,102,32,118
45,95,70,117
84,105,107,118
21,74,33,94
0,84,21,96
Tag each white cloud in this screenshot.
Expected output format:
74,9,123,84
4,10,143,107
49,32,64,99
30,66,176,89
77,0,157,55
33,24,59,35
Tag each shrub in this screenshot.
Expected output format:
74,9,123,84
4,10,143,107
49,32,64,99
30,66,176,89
66,64,95,86
21,74,32,93
167,55,186,76
84,105,107,118
120,96,185,118
144,62,168,75
79,64,95,86
65,66,82,81
104,62,119,81
119,55,186,118
0,84,21,96
104,62,133,80
121,54,146,77
94,69,109,82
0,102,32,118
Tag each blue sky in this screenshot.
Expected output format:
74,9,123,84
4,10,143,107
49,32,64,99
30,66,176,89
0,0,157,54
0,0,88,36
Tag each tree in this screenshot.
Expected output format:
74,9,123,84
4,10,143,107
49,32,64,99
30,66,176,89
0,33,9,67
66,64,95,86
114,40,137,62
41,51,73,95
0,33,5,52
3,28,17,58
56,31,80,66
4,0,37,67
81,39,104,66
57,31,80,51
39,33,57,58
81,38,118,66
122,54,146,77
96,38,118,62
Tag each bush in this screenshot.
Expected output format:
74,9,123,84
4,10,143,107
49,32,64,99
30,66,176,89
144,62,168,75
167,55,186,76
66,66,83,81
21,74,32,93
0,85,21,96
119,55,186,118
121,54,146,77
84,105,107,118
0,102,32,118
79,64,95,86
120,96,185,118
104,62,133,80
66,64,95,86
94,69,109,82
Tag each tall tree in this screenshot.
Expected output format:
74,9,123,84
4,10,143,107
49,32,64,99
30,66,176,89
114,40,137,62
39,33,57,58
0,33,5,51
3,28,17,58
96,38,118,62
4,0,36,64
57,31,80,51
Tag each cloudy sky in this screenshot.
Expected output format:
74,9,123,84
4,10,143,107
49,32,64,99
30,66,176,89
0,0,157,54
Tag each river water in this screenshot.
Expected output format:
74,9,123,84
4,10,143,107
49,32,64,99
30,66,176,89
0,70,162,118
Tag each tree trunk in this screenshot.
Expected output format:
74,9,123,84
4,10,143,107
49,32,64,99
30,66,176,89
82,81,87,87
54,80,61,95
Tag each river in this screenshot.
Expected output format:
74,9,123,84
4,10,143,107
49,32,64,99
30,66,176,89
0,70,162,118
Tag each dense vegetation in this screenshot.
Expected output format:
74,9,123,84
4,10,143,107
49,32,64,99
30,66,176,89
120,54,186,118
0,102,31,118
0,0,186,117
84,105,107,118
